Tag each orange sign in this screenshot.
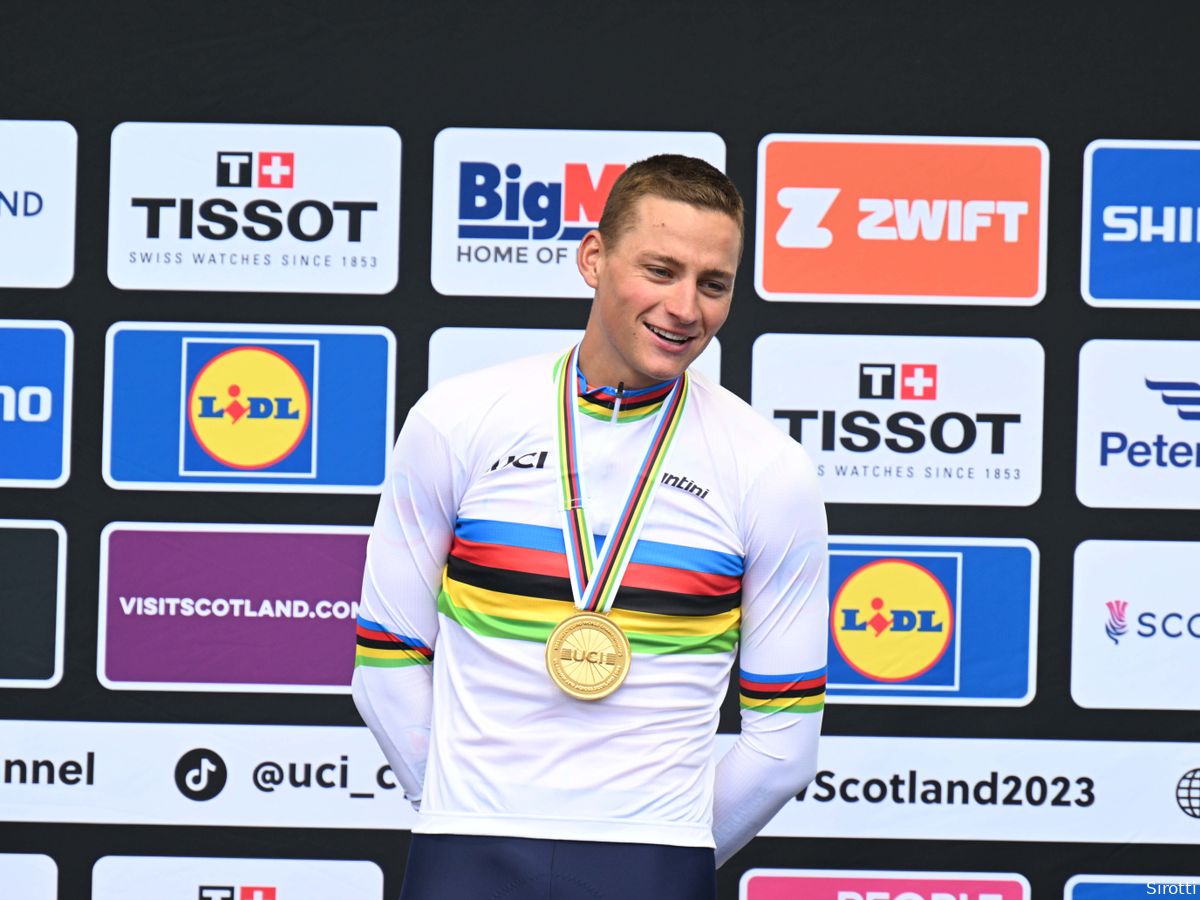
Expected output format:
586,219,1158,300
755,135,1047,304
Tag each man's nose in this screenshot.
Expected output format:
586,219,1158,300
662,281,700,323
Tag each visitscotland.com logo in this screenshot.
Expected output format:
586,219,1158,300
1105,600,1129,644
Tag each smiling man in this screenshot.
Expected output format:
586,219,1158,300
353,155,828,900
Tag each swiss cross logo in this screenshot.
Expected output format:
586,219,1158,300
900,363,938,399
858,363,938,400
756,134,1048,305
241,888,276,900
257,152,293,188
215,151,294,188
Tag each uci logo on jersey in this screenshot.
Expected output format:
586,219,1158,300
755,134,1048,305
831,557,955,683
183,341,315,475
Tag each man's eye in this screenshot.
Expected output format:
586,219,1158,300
647,266,671,278
702,281,728,293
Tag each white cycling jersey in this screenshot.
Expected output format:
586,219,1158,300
353,348,827,855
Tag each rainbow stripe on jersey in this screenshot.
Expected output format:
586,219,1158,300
739,667,826,714
354,616,434,668
576,379,674,423
438,518,743,655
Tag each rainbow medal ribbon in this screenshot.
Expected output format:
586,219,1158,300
544,345,690,700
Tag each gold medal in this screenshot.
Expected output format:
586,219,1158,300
545,611,631,700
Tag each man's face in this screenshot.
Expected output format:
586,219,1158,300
576,195,741,389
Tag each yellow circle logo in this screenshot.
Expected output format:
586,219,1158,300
831,558,953,682
187,346,310,470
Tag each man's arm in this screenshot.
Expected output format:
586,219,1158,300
352,403,462,808
712,442,828,866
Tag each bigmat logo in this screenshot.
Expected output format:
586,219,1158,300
1072,540,1200,711
92,856,382,900
0,520,65,689
752,334,1044,505
756,134,1048,305
741,869,1029,900
1083,140,1200,308
427,327,722,388
0,854,56,899
104,323,394,493
431,128,725,297
99,523,368,693
1077,340,1200,508
828,537,1036,706
0,320,72,488
0,120,76,288
107,123,400,293
1067,875,1200,899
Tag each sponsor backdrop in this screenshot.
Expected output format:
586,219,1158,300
2,3,1198,898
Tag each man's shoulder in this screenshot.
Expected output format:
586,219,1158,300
687,368,800,457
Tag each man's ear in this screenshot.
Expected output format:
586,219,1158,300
576,229,604,289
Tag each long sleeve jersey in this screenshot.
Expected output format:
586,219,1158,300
352,349,828,863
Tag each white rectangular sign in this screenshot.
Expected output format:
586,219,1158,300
0,120,76,288
1072,540,1200,711
4,721,1200,845
752,334,1043,505
108,123,400,293
93,856,382,900
0,854,56,899
1077,340,1200,509
431,128,725,297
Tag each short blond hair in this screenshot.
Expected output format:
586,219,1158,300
598,154,744,254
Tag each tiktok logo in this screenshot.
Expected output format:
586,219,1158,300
175,748,228,801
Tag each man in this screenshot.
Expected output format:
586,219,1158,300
353,154,828,899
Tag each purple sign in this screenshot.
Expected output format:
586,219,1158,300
100,524,368,692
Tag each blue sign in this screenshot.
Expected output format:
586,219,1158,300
1085,140,1200,307
0,321,72,487
1068,877,1200,899
827,537,1037,705
105,323,394,492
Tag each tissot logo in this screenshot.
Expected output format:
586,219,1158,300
431,128,725,298
756,134,1048,305
753,334,1043,505
859,363,938,400
1077,340,1200,509
200,887,277,900
107,123,400,293
216,151,295,189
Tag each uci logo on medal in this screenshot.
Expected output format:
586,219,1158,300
831,558,955,682
182,340,316,476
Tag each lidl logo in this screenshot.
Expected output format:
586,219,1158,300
832,558,954,683
1083,139,1200,308
431,128,725,298
756,134,1047,305
184,343,313,474
827,537,1036,706
105,323,393,493
0,321,73,488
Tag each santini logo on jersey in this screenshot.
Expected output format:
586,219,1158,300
660,471,709,501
